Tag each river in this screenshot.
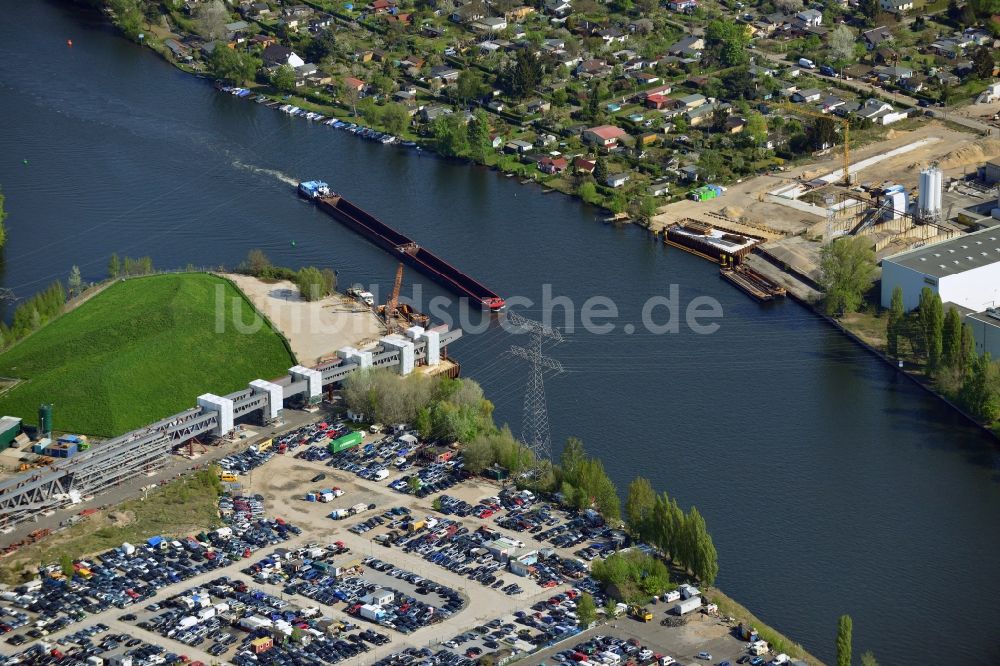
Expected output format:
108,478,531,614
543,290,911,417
1,3,999,663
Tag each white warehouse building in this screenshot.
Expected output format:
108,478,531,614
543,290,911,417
880,228,1000,312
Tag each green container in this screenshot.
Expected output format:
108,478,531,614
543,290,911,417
38,403,53,436
328,431,363,454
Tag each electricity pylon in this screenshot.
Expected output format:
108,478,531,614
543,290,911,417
508,311,563,463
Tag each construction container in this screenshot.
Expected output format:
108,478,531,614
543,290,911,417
328,431,363,454
305,493,317,502
38,404,53,437
0,416,22,452
45,442,77,458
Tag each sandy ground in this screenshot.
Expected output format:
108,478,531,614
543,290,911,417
224,273,385,365
651,122,984,236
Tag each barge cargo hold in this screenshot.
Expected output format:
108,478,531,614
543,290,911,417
299,183,504,311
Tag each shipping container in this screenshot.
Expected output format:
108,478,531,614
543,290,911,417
329,431,364,454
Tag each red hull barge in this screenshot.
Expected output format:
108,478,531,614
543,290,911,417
308,190,505,311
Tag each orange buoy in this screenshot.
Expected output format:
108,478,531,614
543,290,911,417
67,39,73,47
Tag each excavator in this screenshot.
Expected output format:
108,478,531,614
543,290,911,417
377,263,428,334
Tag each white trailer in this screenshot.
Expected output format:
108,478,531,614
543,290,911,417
673,595,702,615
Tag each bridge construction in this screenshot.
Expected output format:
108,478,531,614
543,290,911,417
0,324,461,530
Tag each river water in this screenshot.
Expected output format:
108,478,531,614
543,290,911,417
1,3,999,663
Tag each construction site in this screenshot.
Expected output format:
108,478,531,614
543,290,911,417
652,121,1000,301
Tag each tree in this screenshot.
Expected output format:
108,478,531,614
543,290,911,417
859,0,880,26
271,65,296,94
809,117,838,150
462,435,496,473
705,20,751,68
918,287,944,374
576,593,596,628
59,554,75,578
196,0,230,41
942,306,963,371
818,237,876,315
67,266,82,298
432,114,470,158
296,266,329,301
774,0,803,10
959,323,976,378
307,29,337,63
829,25,856,65
887,286,904,358
837,615,853,666
467,109,492,163
625,477,656,539
108,253,120,279
745,111,768,148
972,45,996,80
498,50,543,99
697,150,723,181
960,353,1000,421
593,158,610,185
384,103,410,136
456,68,485,104
407,475,422,493
108,0,143,39
860,652,879,666
246,249,271,276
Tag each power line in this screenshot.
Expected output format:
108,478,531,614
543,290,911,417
507,311,564,464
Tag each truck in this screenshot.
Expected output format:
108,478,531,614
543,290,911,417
329,509,349,520
350,503,369,516
359,604,384,621
329,431,363,454
627,605,653,622
798,57,815,69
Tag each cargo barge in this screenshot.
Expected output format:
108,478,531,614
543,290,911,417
298,182,504,311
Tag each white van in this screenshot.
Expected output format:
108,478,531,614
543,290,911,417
373,469,389,481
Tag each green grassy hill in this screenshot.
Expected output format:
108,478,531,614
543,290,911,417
0,273,295,437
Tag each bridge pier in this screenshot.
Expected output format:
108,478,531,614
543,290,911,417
380,334,415,375
407,326,440,366
196,394,234,437
249,379,284,421
289,365,323,405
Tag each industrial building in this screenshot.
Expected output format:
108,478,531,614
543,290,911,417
0,416,22,453
965,308,1000,357
880,227,1000,312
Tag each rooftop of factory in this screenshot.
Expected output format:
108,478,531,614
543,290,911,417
883,227,1000,278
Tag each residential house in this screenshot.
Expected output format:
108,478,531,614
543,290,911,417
544,0,573,17
930,39,961,58
818,94,846,113
648,181,670,196
504,139,534,153
343,76,366,92
575,59,611,78
422,105,453,122
583,125,629,147
605,172,630,188
430,66,461,84
874,65,914,81
776,80,799,97
879,0,913,12
901,76,926,93
791,88,822,103
164,39,192,60
677,93,706,109
598,28,627,44
261,44,305,68
543,38,566,51
795,9,822,27
370,0,397,13
224,20,250,39
855,98,906,124
668,35,704,57
723,116,747,133
668,0,698,11
573,157,596,174
248,3,270,19
629,71,660,85
862,26,893,50
646,93,672,110
685,102,720,127
538,156,569,174
506,6,535,21
641,84,673,100
489,134,505,149
680,165,699,182
472,17,508,33
527,99,551,114
451,4,484,23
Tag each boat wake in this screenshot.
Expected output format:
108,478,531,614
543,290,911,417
232,160,298,187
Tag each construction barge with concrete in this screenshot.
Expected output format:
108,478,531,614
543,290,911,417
663,218,787,302
299,181,505,311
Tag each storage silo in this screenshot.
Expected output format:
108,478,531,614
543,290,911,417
38,403,52,439
918,167,942,219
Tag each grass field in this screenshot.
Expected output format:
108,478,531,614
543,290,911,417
0,273,295,437
0,469,223,585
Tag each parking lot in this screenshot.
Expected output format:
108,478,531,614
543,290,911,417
2,417,788,666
